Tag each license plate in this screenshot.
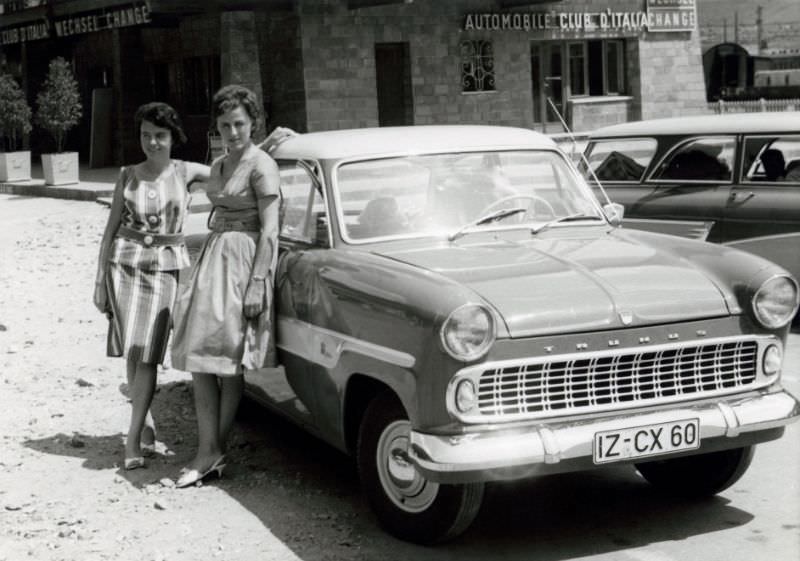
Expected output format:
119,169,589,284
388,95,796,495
593,418,700,464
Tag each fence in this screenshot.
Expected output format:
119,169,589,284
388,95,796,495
709,98,800,114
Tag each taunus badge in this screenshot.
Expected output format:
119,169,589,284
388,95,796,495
619,311,633,325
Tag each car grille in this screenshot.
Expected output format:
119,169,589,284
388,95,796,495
477,340,759,417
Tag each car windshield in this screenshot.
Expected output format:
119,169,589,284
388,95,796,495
334,150,604,242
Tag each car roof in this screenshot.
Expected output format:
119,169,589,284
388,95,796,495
589,112,800,138
271,125,557,160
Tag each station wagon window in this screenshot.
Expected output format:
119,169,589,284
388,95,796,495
279,162,327,245
581,138,657,182
742,135,800,183
652,137,735,182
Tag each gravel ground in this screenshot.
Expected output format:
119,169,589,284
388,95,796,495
0,195,389,561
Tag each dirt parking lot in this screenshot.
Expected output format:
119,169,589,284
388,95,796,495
1,194,798,561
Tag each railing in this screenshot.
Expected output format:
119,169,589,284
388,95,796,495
709,98,800,114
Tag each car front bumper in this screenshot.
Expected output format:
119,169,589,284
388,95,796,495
408,388,800,484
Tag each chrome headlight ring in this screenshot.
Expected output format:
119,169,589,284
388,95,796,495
752,275,799,329
440,303,496,362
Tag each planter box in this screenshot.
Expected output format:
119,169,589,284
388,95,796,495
42,152,79,185
0,151,32,182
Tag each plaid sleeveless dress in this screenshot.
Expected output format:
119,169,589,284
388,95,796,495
106,161,190,364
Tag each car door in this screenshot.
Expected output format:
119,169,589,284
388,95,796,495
243,159,330,429
720,134,800,280
635,135,736,242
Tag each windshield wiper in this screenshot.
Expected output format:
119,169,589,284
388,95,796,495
448,207,527,242
530,213,603,235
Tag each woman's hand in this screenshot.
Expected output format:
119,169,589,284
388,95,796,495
93,281,108,314
243,279,265,319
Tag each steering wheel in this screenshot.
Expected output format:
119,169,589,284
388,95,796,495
476,194,557,222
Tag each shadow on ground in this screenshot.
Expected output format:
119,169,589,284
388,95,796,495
24,379,757,560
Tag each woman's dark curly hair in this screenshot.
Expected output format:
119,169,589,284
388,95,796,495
135,102,188,146
211,84,263,136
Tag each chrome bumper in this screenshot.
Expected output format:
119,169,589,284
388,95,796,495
409,389,800,484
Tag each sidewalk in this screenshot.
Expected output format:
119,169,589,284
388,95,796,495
0,161,117,202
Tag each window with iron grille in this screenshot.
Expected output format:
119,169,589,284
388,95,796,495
461,40,495,93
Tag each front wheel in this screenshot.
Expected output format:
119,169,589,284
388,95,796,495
357,392,484,544
635,446,755,497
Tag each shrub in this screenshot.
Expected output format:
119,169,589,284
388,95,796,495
35,57,82,153
0,73,32,152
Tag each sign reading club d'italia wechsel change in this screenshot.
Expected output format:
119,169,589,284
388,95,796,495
0,2,151,46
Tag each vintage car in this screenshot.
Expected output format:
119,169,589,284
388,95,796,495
186,125,800,544
579,112,800,284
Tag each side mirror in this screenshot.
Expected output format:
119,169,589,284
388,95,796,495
603,202,624,227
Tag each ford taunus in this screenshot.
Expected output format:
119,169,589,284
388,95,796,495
188,125,800,544
579,112,800,285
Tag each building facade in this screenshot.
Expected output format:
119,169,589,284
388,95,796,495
0,0,708,166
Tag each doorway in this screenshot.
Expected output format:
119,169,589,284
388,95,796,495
531,42,566,133
375,42,413,126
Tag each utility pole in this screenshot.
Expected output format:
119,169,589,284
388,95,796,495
723,18,727,43
756,6,763,54
734,11,738,44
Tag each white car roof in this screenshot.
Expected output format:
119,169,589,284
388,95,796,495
271,125,558,160
589,112,800,138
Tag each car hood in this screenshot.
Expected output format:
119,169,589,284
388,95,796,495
380,232,731,337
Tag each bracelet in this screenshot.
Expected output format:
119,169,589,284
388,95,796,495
251,275,265,282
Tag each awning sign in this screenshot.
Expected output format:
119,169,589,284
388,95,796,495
1,3,151,46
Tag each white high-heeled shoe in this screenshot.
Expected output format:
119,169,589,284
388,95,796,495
176,455,227,488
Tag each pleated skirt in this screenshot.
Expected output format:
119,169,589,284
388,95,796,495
170,230,276,376
106,262,179,365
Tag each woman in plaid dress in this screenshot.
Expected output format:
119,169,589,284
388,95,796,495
94,102,209,470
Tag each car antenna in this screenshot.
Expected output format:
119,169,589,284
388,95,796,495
546,97,614,207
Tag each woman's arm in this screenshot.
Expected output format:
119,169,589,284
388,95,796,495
185,161,211,193
93,169,127,313
243,156,281,319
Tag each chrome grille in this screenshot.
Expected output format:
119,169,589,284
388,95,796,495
477,340,759,417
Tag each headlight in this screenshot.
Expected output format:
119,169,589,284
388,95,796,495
763,344,783,377
455,379,478,413
440,304,495,361
752,275,799,329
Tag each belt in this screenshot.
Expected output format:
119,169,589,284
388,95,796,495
208,211,261,233
117,225,185,247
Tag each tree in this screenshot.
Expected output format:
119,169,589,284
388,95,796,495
0,73,32,152
35,57,82,153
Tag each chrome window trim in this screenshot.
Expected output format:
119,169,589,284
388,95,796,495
646,135,737,185
740,133,800,184
277,158,333,248
447,334,780,424
583,136,658,184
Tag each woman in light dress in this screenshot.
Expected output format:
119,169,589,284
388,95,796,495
171,85,282,487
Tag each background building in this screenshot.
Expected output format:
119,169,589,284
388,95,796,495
1,0,709,166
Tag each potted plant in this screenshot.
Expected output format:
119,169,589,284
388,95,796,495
0,73,33,182
35,57,82,185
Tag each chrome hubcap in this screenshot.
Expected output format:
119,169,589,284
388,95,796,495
376,419,439,513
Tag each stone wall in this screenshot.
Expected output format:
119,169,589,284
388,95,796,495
287,0,709,132
636,31,709,119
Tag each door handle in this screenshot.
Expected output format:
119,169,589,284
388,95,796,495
729,191,755,203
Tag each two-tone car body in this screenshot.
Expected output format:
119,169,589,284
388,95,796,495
188,125,800,544
580,112,800,283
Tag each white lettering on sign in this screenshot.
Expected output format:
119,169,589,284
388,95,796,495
463,11,657,34
1,3,152,44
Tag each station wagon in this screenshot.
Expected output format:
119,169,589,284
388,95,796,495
580,112,800,283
